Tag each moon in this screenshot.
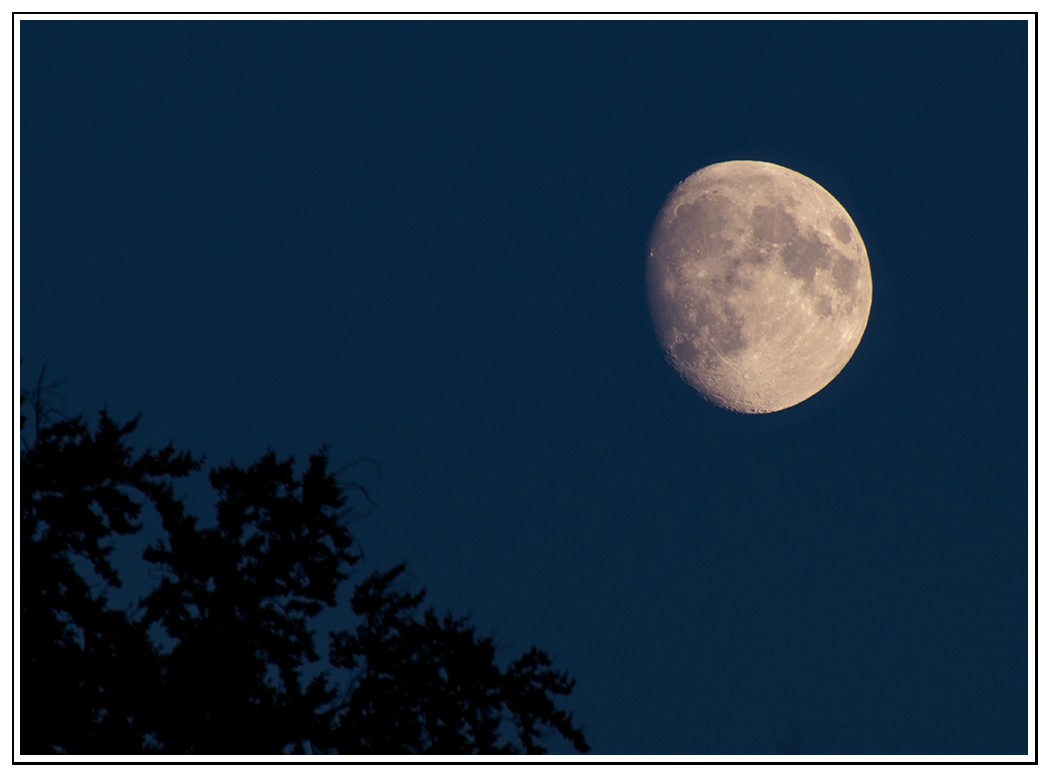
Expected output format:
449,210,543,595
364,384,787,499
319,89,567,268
646,160,873,414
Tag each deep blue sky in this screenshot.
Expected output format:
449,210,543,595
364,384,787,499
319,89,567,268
19,20,1029,756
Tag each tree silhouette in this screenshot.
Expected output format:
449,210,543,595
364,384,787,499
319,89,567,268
20,389,589,755
20,384,198,753
327,564,589,754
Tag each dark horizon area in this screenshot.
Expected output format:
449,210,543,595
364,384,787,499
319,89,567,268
19,19,1030,756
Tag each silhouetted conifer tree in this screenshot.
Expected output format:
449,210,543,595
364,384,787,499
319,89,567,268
20,384,589,755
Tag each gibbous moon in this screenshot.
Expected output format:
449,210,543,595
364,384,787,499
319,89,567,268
646,160,872,414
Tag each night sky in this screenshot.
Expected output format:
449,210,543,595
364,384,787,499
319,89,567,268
18,19,1030,756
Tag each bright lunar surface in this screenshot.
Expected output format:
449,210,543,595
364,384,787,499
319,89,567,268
646,160,873,414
